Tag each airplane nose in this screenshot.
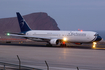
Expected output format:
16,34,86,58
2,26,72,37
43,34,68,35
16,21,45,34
95,36,102,41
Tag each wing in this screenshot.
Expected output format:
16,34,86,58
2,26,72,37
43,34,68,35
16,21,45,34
8,33,62,41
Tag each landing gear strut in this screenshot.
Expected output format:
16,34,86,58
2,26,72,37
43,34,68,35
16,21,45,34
60,41,67,47
60,44,66,47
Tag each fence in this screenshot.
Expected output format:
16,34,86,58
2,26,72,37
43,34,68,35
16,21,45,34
0,55,80,70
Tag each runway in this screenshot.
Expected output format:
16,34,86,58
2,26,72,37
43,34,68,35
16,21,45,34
0,44,105,70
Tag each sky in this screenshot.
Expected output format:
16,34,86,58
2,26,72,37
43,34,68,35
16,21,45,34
0,0,105,31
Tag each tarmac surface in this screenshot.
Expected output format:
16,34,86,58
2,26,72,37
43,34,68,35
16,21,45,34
0,43,105,70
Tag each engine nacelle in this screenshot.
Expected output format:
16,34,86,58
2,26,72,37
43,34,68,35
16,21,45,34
50,39,59,45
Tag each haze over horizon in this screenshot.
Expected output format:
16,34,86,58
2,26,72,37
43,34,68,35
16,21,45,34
0,0,105,31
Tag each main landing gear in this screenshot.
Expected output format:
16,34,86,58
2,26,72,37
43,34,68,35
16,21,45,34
46,43,67,47
60,41,67,47
46,41,67,47
60,44,67,47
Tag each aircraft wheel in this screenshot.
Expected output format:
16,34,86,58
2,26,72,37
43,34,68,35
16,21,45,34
60,44,66,47
64,44,66,47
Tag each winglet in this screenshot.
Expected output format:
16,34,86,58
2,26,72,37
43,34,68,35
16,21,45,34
16,12,31,32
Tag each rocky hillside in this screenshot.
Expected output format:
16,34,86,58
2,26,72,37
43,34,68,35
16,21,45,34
0,12,60,37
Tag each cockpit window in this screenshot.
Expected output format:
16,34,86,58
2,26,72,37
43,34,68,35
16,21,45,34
94,34,99,36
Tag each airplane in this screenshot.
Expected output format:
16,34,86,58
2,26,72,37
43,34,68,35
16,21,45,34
7,12,102,47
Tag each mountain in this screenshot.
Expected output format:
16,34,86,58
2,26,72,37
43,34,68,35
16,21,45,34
0,12,60,38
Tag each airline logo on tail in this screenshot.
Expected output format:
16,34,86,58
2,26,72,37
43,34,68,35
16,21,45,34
20,19,25,28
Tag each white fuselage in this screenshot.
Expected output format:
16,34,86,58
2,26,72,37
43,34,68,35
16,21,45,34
25,30,97,43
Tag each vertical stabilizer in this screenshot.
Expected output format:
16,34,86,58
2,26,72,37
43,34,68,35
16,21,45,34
16,12,31,32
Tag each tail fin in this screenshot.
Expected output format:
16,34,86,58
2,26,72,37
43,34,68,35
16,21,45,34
16,12,31,32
